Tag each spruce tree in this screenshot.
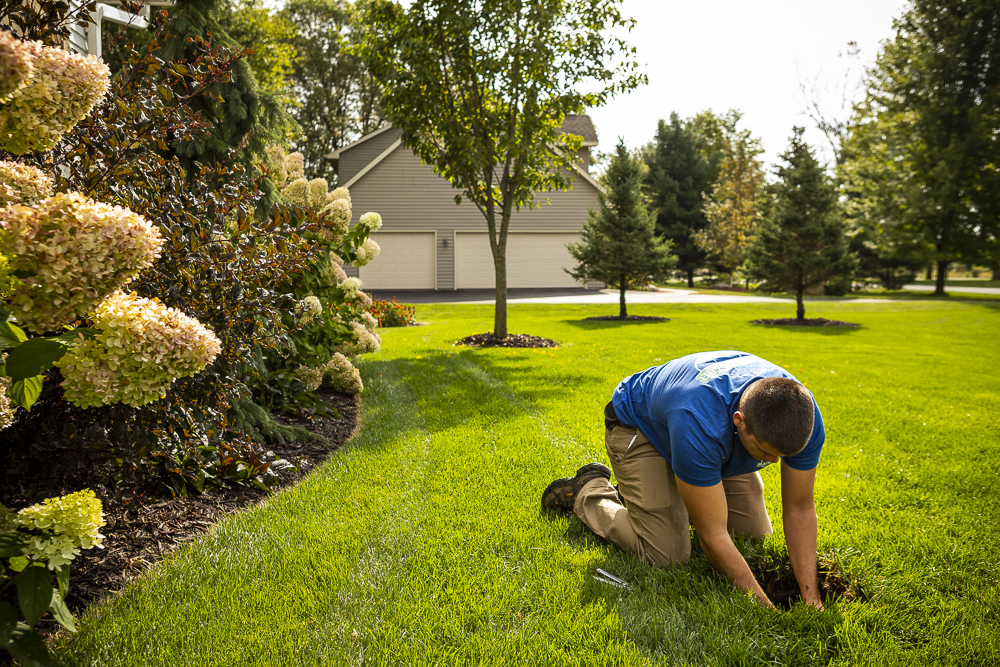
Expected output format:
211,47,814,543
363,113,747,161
643,113,712,287
567,141,676,317
745,128,856,320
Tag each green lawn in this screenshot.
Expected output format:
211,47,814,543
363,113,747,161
53,300,999,666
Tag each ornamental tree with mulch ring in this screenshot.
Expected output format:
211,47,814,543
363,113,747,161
744,127,857,321
566,140,676,318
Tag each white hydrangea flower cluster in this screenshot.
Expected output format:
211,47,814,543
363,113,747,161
0,161,53,207
57,291,222,408
322,198,351,244
353,238,381,267
338,321,381,358
0,374,13,431
293,364,324,391
285,152,305,181
360,311,378,332
322,352,363,395
17,489,105,570
352,289,372,310
359,212,382,232
282,177,332,211
298,295,322,323
339,276,362,297
0,192,163,332
0,39,110,155
0,31,33,103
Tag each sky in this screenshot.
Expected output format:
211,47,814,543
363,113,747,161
587,0,910,173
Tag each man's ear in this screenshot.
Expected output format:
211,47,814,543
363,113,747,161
733,411,745,428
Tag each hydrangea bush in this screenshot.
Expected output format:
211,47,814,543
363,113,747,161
257,145,385,409
57,291,222,408
0,160,53,207
1,489,106,665
0,192,163,333
0,38,110,155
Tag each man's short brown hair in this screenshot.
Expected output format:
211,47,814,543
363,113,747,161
740,378,814,456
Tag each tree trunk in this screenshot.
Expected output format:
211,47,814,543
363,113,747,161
925,264,934,280
686,268,694,288
493,250,508,338
619,278,627,318
796,285,805,320
933,260,948,296
993,267,1000,281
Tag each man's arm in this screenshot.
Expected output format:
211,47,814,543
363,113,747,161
780,462,823,610
675,476,774,608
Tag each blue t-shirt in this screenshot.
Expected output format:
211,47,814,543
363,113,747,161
611,351,824,487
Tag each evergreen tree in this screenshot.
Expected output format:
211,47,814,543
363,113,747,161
643,113,712,287
567,141,676,318
745,128,856,319
157,0,288,177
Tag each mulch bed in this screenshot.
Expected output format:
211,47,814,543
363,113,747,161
583,315,670,322
751,318,859,328
455,332,559,348
48,389,360,621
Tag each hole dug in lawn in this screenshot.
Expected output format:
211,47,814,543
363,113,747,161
747,552,868,610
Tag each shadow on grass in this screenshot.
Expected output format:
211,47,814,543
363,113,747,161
749,323,862,336
561,318,673,330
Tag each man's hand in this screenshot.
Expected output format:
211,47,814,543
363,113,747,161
781,462,823,610
674,476,774,609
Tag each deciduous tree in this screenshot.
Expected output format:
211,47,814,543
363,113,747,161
567,141,675,317
745,128,856,319
358,0,644,338
839,0,1000,295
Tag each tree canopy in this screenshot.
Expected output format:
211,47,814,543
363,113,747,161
839,0,1000,295
567,141,675,317
358,0,644,338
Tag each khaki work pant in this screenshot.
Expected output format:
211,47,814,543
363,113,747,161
574,422,773,568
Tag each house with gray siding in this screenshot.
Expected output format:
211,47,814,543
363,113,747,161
329,115,602,291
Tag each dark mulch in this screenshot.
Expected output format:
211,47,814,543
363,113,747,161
454,332,559,348
751,317,859,328
583,315,670,322
47,390,360,621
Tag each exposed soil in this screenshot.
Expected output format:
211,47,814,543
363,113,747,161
455,332,559,348
583,315,670,322
748,556,867,609
751,317,860,328
38,390,360,623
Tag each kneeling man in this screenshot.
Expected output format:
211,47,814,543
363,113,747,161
542,350,825,609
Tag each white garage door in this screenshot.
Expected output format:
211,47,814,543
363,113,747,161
358,232,436,289
455,232,582,289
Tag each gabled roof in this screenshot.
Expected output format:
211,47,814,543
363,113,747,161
325,114,600,160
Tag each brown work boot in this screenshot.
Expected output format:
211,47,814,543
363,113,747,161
541,462,612,515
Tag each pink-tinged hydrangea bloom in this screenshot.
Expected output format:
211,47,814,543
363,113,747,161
322,353,363,394
0,31,33,102
0,41,110,155
293,364,324,391
322,198,351,243
307,178,328,209
352,290,373,310
360,311,378,332
56,291,222,409
359,212,382,232
0,193,162,332
265,145,287,187
354,238,380,267
0,374,13,431
338,321,381,357
285,152,304,181
0,160,53,207
17,489,105,569
281,178,310,208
